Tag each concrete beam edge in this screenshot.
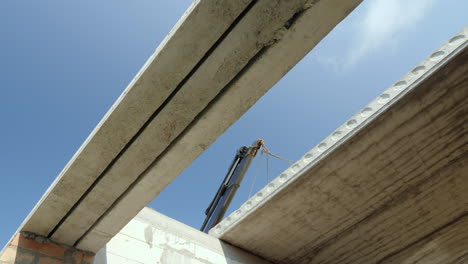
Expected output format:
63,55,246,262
0,2,202,256
18,0,254,239
209,26,468,237
15,0,200,237
76,0,364,252
51,0,314,246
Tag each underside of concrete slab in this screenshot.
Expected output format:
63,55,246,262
211,27,468,264
10,0,362,253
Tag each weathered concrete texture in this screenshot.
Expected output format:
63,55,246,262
77,0,362,252
21,0,253,237
212,28,468,263
0,232,93,264
52,0,316,247
18,0,362,252
379,214,468,264
92,207,270,264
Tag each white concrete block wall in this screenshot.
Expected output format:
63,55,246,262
93,207,270,264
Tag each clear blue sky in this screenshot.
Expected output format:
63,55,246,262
0,0,466,247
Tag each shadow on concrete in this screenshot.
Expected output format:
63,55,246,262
92,245,107,264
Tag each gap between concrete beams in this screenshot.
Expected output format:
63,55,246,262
73,2,311,247
47,0,259,242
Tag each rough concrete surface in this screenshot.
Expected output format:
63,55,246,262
77,0,362,252
21,0,253,237
212,28,468,263
4,0,363,255
53,0,314,247
14,0,364,252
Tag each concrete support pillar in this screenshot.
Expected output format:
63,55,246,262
0,232,94,264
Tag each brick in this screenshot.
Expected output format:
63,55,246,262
14,234,65,258
4,233,93,264
70,250,94,264
38,256,64,264
0,246,36,263
15,249,35,263
71,251,84,263
81,255,95,264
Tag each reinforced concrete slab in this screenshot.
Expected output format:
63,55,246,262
51,0,313,246
77,0,362,252
93,207,271,264
211,27,468,263
21,0,253,238
7,0,362,253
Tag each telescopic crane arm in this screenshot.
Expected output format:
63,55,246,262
200,139,264,233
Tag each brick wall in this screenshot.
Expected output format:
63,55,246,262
0,232,94,264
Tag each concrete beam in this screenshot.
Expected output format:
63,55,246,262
93,207,270,264
51,0,314,246
76,0,362,252
11,0,362,253
21,0,254,238
211,27,468,263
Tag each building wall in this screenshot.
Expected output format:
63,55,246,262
93,207,270,264
0,232,94,264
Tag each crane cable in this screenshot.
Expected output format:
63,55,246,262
248,150,263,199
247,142,292,198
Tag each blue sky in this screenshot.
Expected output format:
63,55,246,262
0,0,466,247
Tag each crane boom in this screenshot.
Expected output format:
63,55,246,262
201,139,264,233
